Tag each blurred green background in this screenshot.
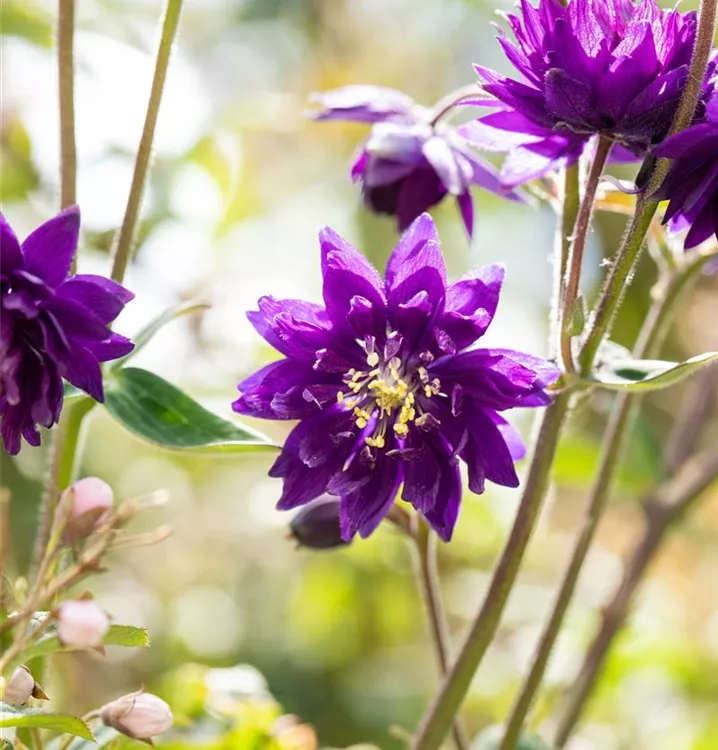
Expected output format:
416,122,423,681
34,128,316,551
1,1,717,749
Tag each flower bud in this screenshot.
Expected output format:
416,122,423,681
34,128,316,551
289,497,348,550
61,477,114,541
100,691,173,740
57,600,110,648
2,666,34,705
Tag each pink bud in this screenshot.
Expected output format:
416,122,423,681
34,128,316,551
61,477,114,540
3,666,34,705
57,600,110,648
100,691,173,740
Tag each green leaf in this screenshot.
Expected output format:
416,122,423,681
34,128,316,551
103,367,276,453
586,352,718,392
0,705,94,741
110,300,210,372
21,624,149,663
46,725,120,750
62,382,86,402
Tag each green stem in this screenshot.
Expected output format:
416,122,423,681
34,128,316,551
58,0,76,212
110,0,184,284
31,398,95,574
552,447,718,748
550,164,580,359
412,518,470,750
560,137,611,373
495,248,714,750
410,391,573,750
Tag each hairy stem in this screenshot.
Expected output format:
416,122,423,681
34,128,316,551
495,248,714,750
412,518,469,750
411,391,572,750
58,0,76,212
429,85,489,125
550,164,580,358
553,448,718,748
560,137,611,373
110,0,184,284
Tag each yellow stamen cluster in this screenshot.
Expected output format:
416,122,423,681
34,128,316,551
336,351,440,448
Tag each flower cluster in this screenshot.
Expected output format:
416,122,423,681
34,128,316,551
464,0,698,186
654,89,718,250
310,86,520,235
0,207,133,454
233,215,559,541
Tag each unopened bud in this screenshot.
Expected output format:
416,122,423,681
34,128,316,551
61,477,114,541
100,690,173,740
2,666,34,705
289,497,348,550
57,600,110,648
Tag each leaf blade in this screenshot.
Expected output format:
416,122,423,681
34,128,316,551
0,705,94,741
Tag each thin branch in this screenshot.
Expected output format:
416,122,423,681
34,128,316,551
58,0,76,210
110,0,184,284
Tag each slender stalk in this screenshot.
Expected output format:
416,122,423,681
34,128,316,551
550,164,580,358
560,137,612,373
110,0,184,284
495,247,713,749
31,399,95,573
411,391,572,750
553,448,718,748
412,518,469,750
429,85,489,125
58,0,76,211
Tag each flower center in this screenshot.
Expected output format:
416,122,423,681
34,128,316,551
337,349,441,448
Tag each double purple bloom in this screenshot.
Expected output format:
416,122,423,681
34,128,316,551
465,0,697,187
310,86,520,236
233,215,559,541
1,207,134,455
654,91,718,250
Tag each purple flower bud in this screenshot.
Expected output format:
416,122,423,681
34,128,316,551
289,496,349,550
2,666,34,705
57,600,110,648
100,691,173,740
61,477,114,540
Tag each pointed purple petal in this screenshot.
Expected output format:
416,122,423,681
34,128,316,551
21,206,80,288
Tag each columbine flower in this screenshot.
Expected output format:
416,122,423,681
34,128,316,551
57,600,110,648
310,85,520,235
0,206,134,454
464,0,697,187
289,496,348,550
233,214,559,541
653,93,718,250
100,690,173,741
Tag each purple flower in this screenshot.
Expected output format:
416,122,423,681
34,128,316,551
1,207,134,455
310,85,520,236
653,94,718,250
464,0,697,187
232,215,559,541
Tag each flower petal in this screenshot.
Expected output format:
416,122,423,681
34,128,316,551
56,275,134,324
0,214,22,272
21,206,80,288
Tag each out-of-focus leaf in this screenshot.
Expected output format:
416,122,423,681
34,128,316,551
0,2,52,47
110,300,210,371
1,118,40,202
586,352,718,391
45,725,119,750
21,624,149,663
62,382,86,402
472,726,555,750
103,368,275,453
0,705,94,741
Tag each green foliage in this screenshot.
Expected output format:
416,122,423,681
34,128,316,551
103,368,275,453
0,2,52,47
472,726,555,750
586,352,718,391
0,705,94,741
20,624,149,664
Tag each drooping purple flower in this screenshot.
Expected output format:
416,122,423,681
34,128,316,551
653,93,718,250
1,207,134,455
310,85,521,236
232,214,559,541
463,0,698,187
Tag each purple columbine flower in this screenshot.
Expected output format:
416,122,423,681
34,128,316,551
1,206,134,455
653,93,718,250
310,85,520,236
463,0,697,187
232,214,559,541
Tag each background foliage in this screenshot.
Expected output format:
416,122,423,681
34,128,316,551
1,1,716,749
